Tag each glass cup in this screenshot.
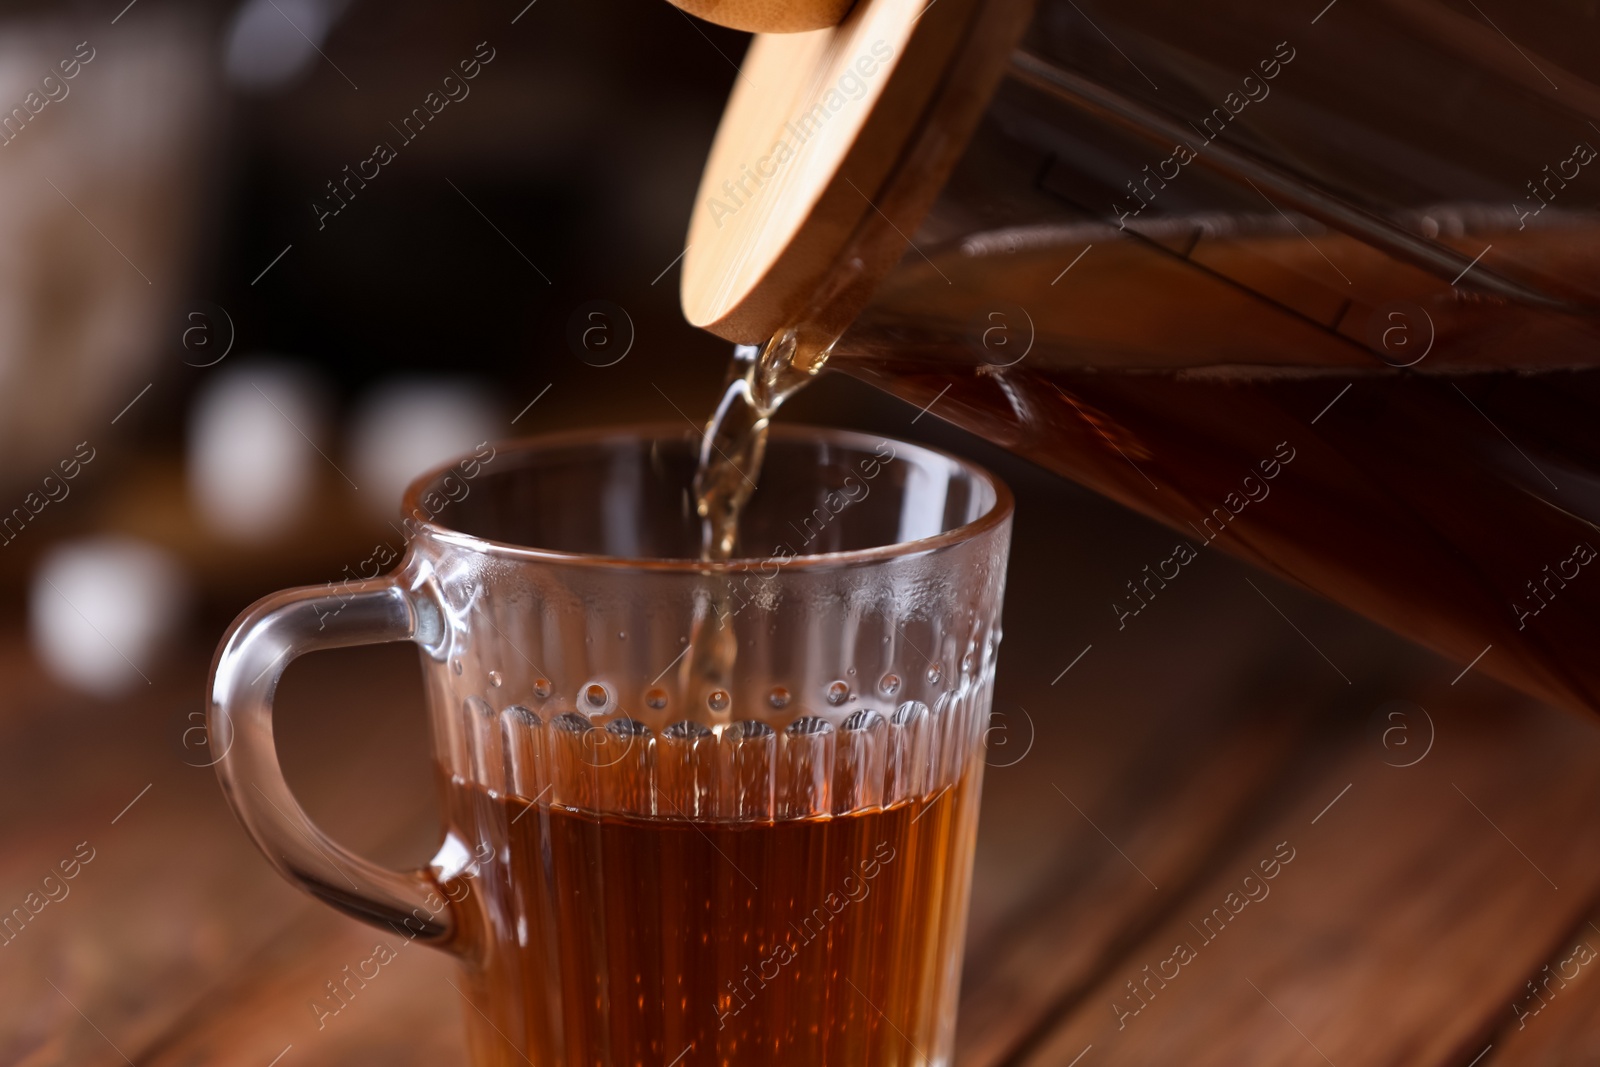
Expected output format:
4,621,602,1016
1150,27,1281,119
207,423,1013,1067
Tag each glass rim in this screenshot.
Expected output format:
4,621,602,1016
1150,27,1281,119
400,422,1013,572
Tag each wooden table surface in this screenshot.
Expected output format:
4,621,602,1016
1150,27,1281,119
4,452,1599,1067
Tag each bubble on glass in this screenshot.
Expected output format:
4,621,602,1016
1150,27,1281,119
767,686,791,709
645,687,669,710
879,673,902,696
826,681,850,705
926,665,943,686
707,689,730,712
584,682,610,709
533,678,553,700
452,659,464,676
489,670,503,688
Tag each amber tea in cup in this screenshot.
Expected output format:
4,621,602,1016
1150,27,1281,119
208,424,1012,1066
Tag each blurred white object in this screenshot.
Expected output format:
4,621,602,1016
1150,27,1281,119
189,359,331,543
224,0,353,92
349,379,498,515
30,536,188,698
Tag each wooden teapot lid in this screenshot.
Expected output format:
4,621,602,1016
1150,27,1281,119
665,0,858,33
680,0,1034,342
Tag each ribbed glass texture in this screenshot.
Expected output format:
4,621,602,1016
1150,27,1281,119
407,426,1011,1067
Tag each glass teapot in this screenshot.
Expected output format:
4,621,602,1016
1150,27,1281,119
673,0,1600,715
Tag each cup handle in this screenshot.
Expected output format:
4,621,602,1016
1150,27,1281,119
206,576,459,948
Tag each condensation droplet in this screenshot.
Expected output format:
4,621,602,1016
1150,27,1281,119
767,686,791,710
707,689,730,712
961,654,975,674
617,631,627,640
826,681,849,706
451,659,463,676
584,683,609,708
926,665,943,686
533,678,553,700
645,687,669,710
846,667,857,676
879,673,901,697
488,670,503,688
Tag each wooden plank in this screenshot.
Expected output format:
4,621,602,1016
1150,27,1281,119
135,905,465,1067
0,641,441,1067
956,456,1421,956
953,470,1438,1066
1009,682,1600,1067
955,668,1351,1067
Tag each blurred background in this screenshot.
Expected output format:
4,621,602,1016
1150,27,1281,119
0,0,745,659
3,1,1599,1064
